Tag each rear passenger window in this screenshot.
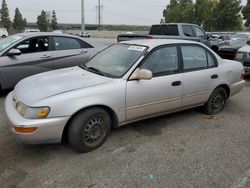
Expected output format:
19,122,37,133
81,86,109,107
53,37,81,51
207,53,216,67
141,46,179,77
182,25,194,37
181,46,207,70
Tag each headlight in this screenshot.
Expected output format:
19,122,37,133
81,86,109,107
16,102,50,119
235,52,244,60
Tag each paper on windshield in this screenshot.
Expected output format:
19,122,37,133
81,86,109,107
128,46,146,51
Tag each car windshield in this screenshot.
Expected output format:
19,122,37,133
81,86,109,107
83,43,147,78
0,35,23,53
232,34,249,39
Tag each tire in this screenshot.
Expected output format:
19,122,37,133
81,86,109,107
203,87,227,115
68,107,111,153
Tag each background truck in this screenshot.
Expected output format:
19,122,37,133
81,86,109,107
117,23,213,49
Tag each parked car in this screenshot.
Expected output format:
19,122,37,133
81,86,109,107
78,32,90,38
117,23,210,47
218,32,250,60
24,29,40,33
235,46,250,75
0,27,8,38
218,35,231,46
0,32,105,91
5,39,245,153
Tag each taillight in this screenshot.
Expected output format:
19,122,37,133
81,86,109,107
241,71,245,80
146,35,153,39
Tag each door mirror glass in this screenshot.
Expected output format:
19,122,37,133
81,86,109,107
7,48,22,56
129,68,153,80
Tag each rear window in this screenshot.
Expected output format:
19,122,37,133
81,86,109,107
149,25,179,35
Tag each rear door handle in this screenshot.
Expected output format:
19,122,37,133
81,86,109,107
40,54,51,59
211,74,218,79
172,81,182,86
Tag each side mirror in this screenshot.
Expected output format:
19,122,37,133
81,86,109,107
129,68,153,81
206,33,212,39
7,49,21,56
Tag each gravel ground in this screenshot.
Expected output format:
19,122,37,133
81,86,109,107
0,79,249,187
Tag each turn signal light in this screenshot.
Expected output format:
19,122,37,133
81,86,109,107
13,127,38,133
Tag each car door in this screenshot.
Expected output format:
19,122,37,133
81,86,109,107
52,36,92,69
180,44,219,108
0,36,53,89
126,45,182,122
193,26,209,46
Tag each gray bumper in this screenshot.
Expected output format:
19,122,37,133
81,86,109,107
5,92,70,144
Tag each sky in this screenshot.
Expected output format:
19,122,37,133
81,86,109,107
5,0,248,26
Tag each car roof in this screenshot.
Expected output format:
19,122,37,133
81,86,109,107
15,32,79,38
121,39,202,48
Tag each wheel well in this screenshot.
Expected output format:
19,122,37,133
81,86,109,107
216,84,230,98
61,105,119,143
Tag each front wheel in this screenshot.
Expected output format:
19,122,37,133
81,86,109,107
203,87,227,115
68,108,111,153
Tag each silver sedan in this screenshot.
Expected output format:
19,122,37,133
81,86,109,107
5,39,245,152
0,32,104,91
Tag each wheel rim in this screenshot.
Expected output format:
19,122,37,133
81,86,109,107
82,116,107,147
211,92,225,113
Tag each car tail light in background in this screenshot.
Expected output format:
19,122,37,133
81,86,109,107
241,71,245,80
146,35,153,39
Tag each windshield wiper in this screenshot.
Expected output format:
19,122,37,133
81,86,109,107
79,64,87,70
87,67,106,76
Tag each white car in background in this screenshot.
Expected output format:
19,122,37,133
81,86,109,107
235,45,250,75
24,29,40,33
0,28,8,38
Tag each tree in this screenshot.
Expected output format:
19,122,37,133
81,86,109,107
37,10,49,31
194,0,218,31
13,8,27,32
213,0,242,31
51,10,58,30
242,0,250,28
163,0,194,23
0,0,11,30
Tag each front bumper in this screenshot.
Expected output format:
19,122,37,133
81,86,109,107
5,92,70,144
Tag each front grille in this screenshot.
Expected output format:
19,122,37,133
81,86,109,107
218,49,237,60
243,62,250,66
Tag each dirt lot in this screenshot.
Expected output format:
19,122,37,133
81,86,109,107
0,77,249,187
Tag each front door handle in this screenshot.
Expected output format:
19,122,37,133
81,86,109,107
172,81,182,86
211,74,218,79
80,50,88,54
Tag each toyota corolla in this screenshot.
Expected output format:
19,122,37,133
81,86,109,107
5,39,245,153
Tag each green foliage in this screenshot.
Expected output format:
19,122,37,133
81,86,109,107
213,0,242,31
0,0,11,30
51,10,58,30
13,8,27,32
163,0,194,23
242,0,250,28
37,10,49,31
163,0,243,31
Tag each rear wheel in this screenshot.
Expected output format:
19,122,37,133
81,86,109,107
203,87,227,115
68,108,111,153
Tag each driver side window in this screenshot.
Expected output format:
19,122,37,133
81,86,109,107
15,37,49,54
140,46,179,77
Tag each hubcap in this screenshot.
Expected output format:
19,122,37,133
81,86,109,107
211,92,225,112
83,117,107,147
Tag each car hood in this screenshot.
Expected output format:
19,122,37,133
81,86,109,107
14,66,113,105
237,45,250,52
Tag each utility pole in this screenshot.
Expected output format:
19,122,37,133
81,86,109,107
98,0,101,31
81,0,85,31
